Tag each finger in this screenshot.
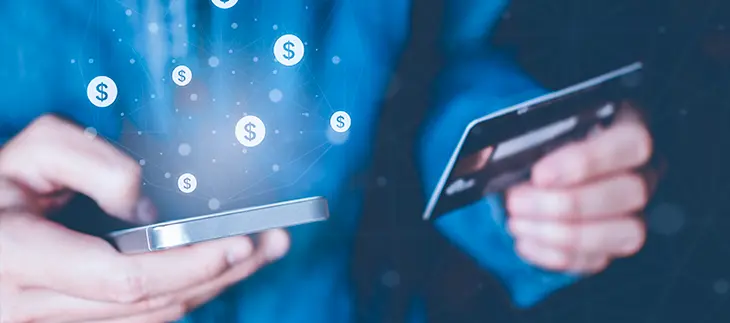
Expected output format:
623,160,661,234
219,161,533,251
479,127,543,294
0,115,146,221
506,173,649,220
508,216,646,257
452,146,495,177
3,214,254,302
532,105,652,187
179,229,290,309
515,239,611,273
82,305,187,323
10,288,173,323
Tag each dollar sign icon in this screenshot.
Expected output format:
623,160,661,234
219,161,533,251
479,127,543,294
96,83,108,102
235,116,266,147
87,76,118,108
336,116,345,128
177,173,197,193
243,122,257,141
274,34,304,66
330,111,351,133
172,65,192,86
283,41,295,60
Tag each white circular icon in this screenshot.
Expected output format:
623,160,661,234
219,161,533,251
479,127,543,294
172,65,192,87
235,115,266,147
177,173,198,193
273,34,305,67
211,0,238,9
87,76,118,108
330,111,352,133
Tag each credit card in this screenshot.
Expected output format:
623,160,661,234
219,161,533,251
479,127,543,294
423,62,643,221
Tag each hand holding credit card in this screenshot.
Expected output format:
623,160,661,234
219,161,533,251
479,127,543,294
424,62,645,221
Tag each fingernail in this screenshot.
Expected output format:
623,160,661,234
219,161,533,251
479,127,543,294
534,192,570,216
509,192,536,215
226,239,254,265
533,167,560,186
542,248,568,267
509,219,531,236
134,197,157,224
263,230,290,261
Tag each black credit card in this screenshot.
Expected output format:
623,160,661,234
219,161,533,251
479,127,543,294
423,62,643,221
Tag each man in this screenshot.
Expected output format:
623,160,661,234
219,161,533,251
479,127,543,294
0,1,653,322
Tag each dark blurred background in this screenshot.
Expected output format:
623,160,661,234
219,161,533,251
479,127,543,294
416,1,730,322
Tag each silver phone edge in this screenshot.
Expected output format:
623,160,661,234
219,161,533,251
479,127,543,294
110,196,329,253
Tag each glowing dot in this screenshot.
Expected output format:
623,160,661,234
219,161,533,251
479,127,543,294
178,143,192,156
647,203,685,235
137,131,142,135
83,127,98,139
120,112,125,116
148,22,159,34
269,89,283,103
212,130,217,135
208,198,221,210
274,129,280,134
150,94,156,99
332,56,341,64
70,59,76,64
129,58,136,64
178,23,183,28
164,172,171,178
228,49,234,54
272,164,280,172
139,159,146,166
212,159,216,163
172,59,176,63
208,56,220,67
231,70,236,75
88,58,94,64
231,22,239,29
715,279,729,294
272,70,278,75
190,93,198,101
192,24,196,28
272,24,278,30
253,56,259,62
125,9,132,16
382,271,400,288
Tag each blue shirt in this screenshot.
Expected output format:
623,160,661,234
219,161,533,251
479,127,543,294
0,1,577,322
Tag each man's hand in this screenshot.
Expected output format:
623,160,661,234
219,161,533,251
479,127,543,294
0,115,290,323
507,104,654,273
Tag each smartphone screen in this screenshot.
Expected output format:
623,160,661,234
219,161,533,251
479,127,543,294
423,62,643,221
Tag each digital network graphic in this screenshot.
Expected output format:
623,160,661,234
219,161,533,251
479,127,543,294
78,0,355,220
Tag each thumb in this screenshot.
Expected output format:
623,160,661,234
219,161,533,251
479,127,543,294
0,115,150,223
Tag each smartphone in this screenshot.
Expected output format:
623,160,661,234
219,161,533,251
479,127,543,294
423,62,643,221
108,196,329,253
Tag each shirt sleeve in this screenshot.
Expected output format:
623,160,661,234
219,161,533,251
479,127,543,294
418,52,579,308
